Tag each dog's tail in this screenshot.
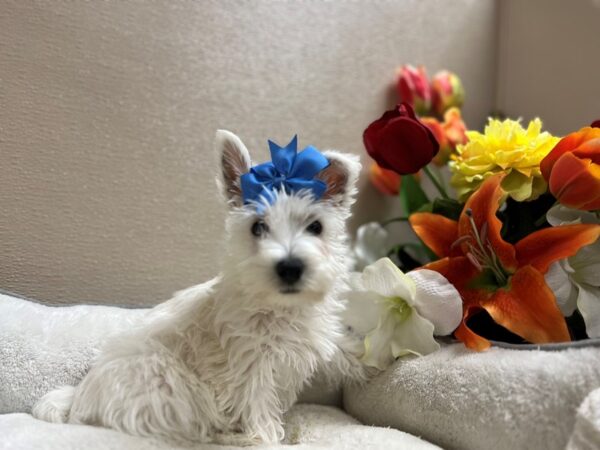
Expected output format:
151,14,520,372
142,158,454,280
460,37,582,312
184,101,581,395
32,386,75,423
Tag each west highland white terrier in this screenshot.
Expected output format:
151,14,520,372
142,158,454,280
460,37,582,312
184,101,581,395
33,130,368,445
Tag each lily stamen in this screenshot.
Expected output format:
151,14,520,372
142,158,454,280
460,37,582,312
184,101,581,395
450,235,471,249
466,252,483,271
463,208,508,286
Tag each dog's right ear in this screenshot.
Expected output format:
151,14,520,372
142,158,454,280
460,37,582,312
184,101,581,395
216,130,252,207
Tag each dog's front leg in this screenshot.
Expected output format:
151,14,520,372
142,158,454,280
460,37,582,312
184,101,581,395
322,333,378,385
217,350,284,446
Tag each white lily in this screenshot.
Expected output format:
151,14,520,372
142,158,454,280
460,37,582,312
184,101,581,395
545,205,600,338
546,204,600,227
353,222,389,271
343,257,462,370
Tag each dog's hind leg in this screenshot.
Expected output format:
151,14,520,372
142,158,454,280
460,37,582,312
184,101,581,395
67,351,223,443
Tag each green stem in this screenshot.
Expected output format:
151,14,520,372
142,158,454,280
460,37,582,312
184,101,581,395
381,216,410,227
423,165,449,199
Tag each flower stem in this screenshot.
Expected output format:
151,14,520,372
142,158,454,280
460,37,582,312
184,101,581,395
423,165,449,199
381,217,410,227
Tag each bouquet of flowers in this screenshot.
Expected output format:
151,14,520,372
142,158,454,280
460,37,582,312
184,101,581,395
349,64,600,368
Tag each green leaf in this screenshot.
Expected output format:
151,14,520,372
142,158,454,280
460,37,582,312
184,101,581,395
399,175,429,215
431,198,463,221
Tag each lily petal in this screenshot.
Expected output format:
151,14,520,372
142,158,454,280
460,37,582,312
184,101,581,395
423,256,481,291
481,266,570,344
362,314,397,370
361,258,416,303
569,241,600,287
390,309,439,358
409,213,459,258
545,262,578,316
546,204,599,226
407,269,462,336
577,284,600,338
458,174,518,271
515,224,600,273
454,304,491,351
424,257,493,350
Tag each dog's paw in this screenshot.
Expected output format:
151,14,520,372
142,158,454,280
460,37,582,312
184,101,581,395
212,432,267,447
363,364,382,380
32,386,75,424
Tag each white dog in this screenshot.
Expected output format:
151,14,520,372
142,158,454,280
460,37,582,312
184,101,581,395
33,130,368,446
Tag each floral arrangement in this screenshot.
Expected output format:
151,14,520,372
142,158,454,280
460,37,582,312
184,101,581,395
350,64,600,367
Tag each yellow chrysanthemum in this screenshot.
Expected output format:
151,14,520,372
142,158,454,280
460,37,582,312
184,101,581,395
449,118,560,202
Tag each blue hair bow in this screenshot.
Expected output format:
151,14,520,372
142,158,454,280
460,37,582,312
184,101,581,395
240,136,330,208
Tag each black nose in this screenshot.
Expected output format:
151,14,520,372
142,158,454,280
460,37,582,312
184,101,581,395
275,258,305,285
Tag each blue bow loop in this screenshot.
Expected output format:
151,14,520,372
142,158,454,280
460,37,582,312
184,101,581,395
240,136,330,209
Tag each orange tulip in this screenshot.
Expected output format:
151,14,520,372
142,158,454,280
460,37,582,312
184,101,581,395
370,162,402,195
409,174,600,350
423,108,468,166
421,116,448,166
442,107,468,149
540,126,600,210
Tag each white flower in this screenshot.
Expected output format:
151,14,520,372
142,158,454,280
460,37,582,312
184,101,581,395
545,205,600,338
353,222,389,271
343,257,462,370
546,204,599,227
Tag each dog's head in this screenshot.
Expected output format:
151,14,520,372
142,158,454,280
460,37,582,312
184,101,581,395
216,130,360,306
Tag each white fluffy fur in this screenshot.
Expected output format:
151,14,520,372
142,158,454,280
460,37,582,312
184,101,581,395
33,130,367,446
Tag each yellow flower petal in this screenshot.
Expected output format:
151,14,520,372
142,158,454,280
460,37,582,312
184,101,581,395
450,118,560,202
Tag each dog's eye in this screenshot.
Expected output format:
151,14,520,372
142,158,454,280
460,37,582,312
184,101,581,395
306,220,323,236
251,220,269,237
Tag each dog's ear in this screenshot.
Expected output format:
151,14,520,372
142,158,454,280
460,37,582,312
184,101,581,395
216,130,252,207
317,151,361,209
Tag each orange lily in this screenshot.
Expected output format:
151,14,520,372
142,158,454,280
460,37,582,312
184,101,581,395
410,174,600,350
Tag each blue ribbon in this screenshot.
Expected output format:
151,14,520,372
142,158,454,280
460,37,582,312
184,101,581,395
241,135,330,208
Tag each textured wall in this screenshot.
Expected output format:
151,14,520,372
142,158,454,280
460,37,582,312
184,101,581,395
0,0,498,306
496,0,600,135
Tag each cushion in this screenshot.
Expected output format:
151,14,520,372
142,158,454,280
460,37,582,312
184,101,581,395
345,342,600,450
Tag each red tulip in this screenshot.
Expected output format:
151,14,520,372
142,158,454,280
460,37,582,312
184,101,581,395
396,65,431,115
592,120,600,128
541,126,600,210
363,103,440,175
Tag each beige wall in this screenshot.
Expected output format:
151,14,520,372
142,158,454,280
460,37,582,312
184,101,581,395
0,0,498,305
497,0,600,135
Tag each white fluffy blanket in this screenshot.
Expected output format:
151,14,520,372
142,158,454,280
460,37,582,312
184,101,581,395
0,404,440,450
345,342,600,450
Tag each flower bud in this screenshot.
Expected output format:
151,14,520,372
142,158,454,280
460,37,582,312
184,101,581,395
431,70,465,117
396,65,431,115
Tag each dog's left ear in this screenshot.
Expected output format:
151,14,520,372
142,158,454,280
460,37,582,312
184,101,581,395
317,151,361,209
216,130,252,207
